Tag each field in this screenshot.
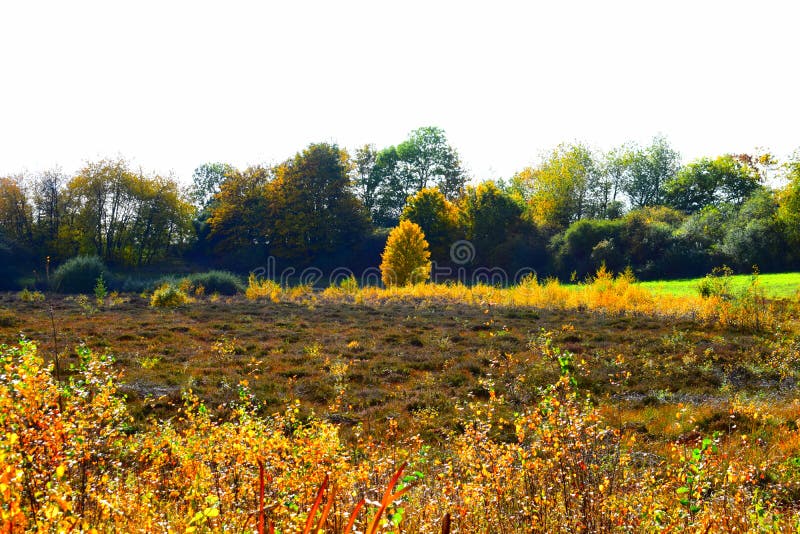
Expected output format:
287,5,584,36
638,272,800,299
3,275,800,532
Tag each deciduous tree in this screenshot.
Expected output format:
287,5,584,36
513,143,600,228
664,155,762,213
207,166,273,254
395,126,466,199
401,187,460,262
380,219,431,287
269,143,369,260
622,136,681,209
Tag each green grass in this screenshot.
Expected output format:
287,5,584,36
638,271,800,298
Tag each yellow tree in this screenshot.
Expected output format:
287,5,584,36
380,220,431,287
512,143,598,229
0,176,33,245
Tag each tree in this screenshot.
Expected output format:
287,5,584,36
370,146,406,226
664,155,762,213
189,162,235,210
513,143,600,228
722,189,786,271
599,145,633,217
0,176,33,245
395,126,466,199
269,143,369,260
777,152,800,259
622,136,681,209
400,187,460,262
207,166,273,255
352,145,381,219
65,159,194,266
355,127,466,227
380,220,431,287
30,169,66,258
126,175,195,266
460,181,523,262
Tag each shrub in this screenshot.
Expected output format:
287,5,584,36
94,275,108,304
150,284,189,308
17,288,45,302
245,273,281,301
380,220,432,287
697,265,733,299
186,271,243,295
51,256,109,294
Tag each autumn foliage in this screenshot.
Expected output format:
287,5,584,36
4,315,800,531
380,220,432,287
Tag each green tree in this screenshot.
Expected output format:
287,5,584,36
352,144,381,219
777,153,800,258
30,169,66,258
599,145,634,217
622,136,681,209
395,126,466,199
664,155,762,213
356,127,466,227
269,143,369,259
722,189,786,271
368,146,406,226
460,181,523,261
189,162,234,210
380,219,431,287
401,187,460,262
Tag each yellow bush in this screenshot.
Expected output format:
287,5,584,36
150,283,189,308
245,273,281,301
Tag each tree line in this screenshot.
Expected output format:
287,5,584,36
1,126,799,288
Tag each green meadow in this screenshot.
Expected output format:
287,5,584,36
638,271,800,298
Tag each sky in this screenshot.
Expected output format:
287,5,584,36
1,0,798,184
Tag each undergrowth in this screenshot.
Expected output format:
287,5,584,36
3,335,800,532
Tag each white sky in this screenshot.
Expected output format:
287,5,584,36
1,0,798,184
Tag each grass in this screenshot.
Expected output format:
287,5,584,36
638,272,800,298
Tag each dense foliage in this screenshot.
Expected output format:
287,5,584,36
0,131,798,287
380,220,432,287
50,255,109,294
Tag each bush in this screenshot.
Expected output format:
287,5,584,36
380,220,432,287
697,266,733,299
51,256,109,294
185,271,243,295
150,284,189,308
245,273,281,301
18,289,45,302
